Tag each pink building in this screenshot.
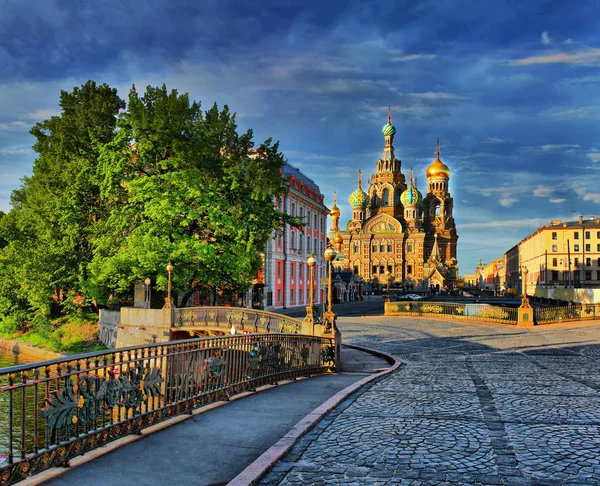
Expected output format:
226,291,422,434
259,163,329,310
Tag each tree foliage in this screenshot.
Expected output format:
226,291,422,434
0,82,293,332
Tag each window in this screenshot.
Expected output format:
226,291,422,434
291,203,295,216
552,232,557,240
597,244,600,252
407,245,413,252
307,236,310,252
299,207,304,219
291,289,295,301
574,271,581,281
372,265,377,274
299,264,303,278
597,231,600,239
306,211,311,228
382,189,389,206
574,244,580,252
586,231,591,239
277,289,281,302
299,289,303,301
314,214,318,229
278,234,282,247
387,245,392,252
291,231,296,250
387,265,392,274
586,244,591,252
552,270,559,281
553,258,558,266
575,258,580,266
321,218,324,233
574,231,580,240
353,265,359,274
291,263,294,278
354,244,359,254
587,258,591,267
586,271,593,280
372,245,377,253
552,244,557,252
277,261,281,277
314,238,317,253
380,245,385,252
379,265,384,274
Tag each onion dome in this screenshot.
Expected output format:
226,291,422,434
382,106,396,137
426,137,450,179
334,232,344,245
349,169,368,207
401,184,422,207
330,190,341,217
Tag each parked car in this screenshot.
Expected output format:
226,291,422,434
406,294,423,301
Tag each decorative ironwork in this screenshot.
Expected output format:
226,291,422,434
0,333,331,485
385,301,518,324
535,303,600,324
173,307,302,334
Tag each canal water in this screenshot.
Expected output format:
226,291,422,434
0,348,42,369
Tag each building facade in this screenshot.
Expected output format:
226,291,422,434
332,111,459,292
507,217,600,291
260,163,329,310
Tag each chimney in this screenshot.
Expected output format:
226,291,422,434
579,215,583,224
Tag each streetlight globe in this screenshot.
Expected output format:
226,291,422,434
307,253,316,268
166,262,174,273
324,247,337,262
144,277,151,286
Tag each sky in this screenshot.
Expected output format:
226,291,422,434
1,0,599,275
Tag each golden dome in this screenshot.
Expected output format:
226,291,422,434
330,190,341,217
426,137,450,179
426,156,450,179
334,233,343,245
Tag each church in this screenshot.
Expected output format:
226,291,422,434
329,110,459,292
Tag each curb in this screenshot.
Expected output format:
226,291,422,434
228,345,402,486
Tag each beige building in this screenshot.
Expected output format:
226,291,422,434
505,216,600,292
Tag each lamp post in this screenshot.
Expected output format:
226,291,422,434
521,266,530,308
164,262,174,308
144,277,151,309
323,245,337,333
385,270,391,302
304,253,318,325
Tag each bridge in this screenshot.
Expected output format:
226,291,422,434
0,307,340,485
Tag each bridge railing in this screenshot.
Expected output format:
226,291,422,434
534,303,600,324
173,306,304,334
0,333,334,485
385,301,518,324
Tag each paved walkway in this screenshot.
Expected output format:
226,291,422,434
30,347,390,486
258,317,600,486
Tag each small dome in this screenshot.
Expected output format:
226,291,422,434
382,122,396,137
426,155,450,179
330,203,341,217
334,233,344,245
401,184,422,207
349,187,368,208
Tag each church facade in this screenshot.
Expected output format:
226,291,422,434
329,111,459,292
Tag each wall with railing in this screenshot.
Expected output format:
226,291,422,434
98,309,120,349
385,301,518,324
534,303,600,324
0,333,334,485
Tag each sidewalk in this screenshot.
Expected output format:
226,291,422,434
29,346,393,486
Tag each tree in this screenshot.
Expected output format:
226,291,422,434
0,81,124,330
88,84,296,305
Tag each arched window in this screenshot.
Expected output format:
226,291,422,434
435,204,441,216
382,189,389,206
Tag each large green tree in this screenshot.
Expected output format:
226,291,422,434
0,81,294,332
89,84,294,305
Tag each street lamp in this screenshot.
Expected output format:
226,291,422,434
323,245,337,333
521,266,530,308
164,262,174,308
304,253,318,325
144,277,151,309
385,270,391,302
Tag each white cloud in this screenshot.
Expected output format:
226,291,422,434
544,106,600,120
0,121,29,131
499,197,518,207
583,193,600,204
508,48,600,66
550,198,567,204
459,218,549,230
564,38,573,45
0,146,32,157
540,144,580,151
587,153,600,163
485,137,509,144
22,108,61,120
409,92,466,100
390,53,437,62
533,186,551,197
541,31,553,45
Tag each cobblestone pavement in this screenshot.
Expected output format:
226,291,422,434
258,317,600,485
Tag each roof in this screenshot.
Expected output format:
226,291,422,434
283,163,321,194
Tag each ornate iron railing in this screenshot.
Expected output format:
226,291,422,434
385,301,518,324
0,334,334,485
173,307,304,334
534,303,600,324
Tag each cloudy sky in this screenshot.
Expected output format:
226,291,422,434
1,0,599,274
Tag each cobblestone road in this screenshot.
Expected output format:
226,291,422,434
259,317,600,485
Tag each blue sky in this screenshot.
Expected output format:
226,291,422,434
1,0,599,274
